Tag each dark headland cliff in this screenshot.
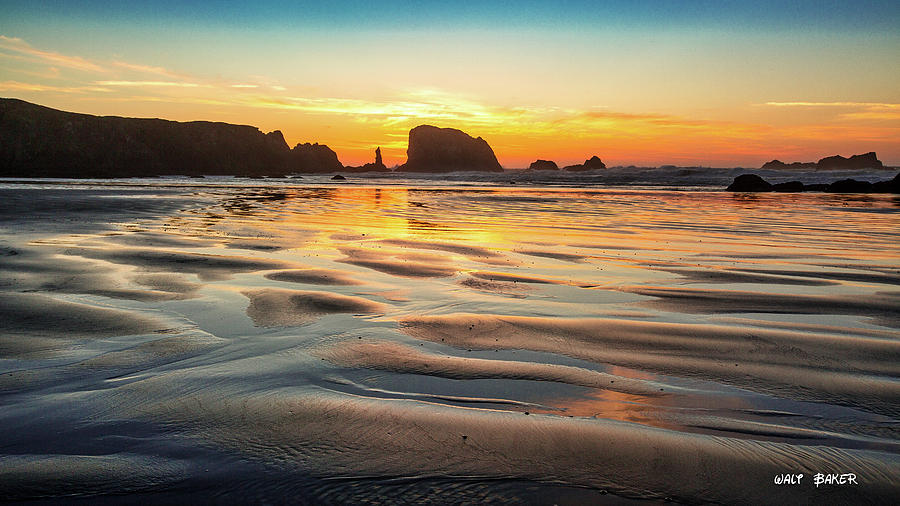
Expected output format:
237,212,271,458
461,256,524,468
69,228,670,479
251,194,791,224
0,98,343,177
397,125,503,173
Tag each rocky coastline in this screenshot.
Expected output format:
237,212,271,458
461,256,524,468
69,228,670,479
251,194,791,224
2,98,897,183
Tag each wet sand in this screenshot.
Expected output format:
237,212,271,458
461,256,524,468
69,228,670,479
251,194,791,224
0,182,898,503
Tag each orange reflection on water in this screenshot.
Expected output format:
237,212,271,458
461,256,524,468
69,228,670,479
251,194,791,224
539,365,757,434
181,185,899,294
538,365,672,427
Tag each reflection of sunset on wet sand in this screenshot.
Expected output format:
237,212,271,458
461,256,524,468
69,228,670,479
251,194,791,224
0,181,897,503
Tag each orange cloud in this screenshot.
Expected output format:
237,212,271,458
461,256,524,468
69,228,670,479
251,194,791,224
839,111,900,121
763,101,900,124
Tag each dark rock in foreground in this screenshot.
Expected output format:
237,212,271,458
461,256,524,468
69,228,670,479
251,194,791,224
827,179,873,193
727,174,773,192
772,181,804,192
727,172,900,193
331,174,346,181
344,147,390,173
761,152,884,171
562,156,606,172
873,173,900,193
397,125,502,173
528,159,559,171
0,98,345,177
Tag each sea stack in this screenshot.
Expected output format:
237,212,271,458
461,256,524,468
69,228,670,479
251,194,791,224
397,125,503,173
290,143,344,173
816,152,884,171
761,160,817,170
562,156,606,171
528,160,559,171
344,146,390,172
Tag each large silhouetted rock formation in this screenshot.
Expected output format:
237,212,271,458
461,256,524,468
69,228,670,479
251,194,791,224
397,125,502,172
528,159,559,171
761,152,884,171
817,152,884,170
562,156,606,171
760,160,817,170
0,98,347,177
290,143,343,173
727,172,900,193
344,146,390,173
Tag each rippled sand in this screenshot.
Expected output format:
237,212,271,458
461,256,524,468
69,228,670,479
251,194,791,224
0,182,898,503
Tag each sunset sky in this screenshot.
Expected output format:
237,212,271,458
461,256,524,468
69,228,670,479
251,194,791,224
2,1,898,168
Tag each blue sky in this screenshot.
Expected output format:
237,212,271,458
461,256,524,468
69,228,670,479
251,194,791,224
4,1,899,32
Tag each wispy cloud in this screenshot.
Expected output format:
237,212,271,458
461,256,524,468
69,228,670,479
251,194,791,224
838,111,900,121
0,63,61,80
568,110,717,128
764,101,900,108
1,35,201,90
548,109,770,140
251,96,487,121
0,35,105,73
1,35,301,107
95,95,234,107
95,80,209,88
763,101,900,123
247,90,555,128
0,80,112,93
110,61,184,79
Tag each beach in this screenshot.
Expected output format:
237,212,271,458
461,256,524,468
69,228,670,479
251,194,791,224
1,178,898,504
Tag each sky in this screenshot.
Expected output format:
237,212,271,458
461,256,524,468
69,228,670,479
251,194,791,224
1,1,899,168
